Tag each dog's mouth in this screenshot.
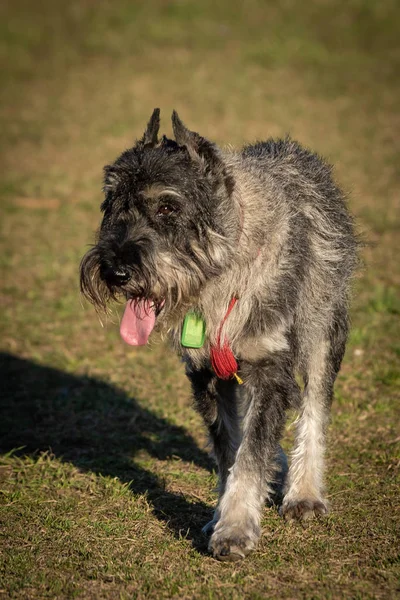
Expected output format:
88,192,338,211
120,296,164,346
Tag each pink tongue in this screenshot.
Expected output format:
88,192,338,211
120,300,156,346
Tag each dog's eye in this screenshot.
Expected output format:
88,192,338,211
156,203,176,217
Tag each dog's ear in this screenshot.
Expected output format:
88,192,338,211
141,108,160,147
171,110,234,195
172,110,217,164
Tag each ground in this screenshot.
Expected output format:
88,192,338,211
0,1,399,598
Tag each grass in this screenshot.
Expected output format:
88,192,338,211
0,0,399,598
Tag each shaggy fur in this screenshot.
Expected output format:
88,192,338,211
80,109,358,561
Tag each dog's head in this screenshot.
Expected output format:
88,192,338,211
80,109,236,344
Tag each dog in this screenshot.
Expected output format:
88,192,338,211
80,109,357,561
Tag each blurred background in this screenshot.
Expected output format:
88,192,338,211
1,1,399,598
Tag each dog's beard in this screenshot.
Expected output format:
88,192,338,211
119,250,209,344
80,246,112,310
80,230,234,344
80,247,209,341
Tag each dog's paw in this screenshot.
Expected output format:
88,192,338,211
208,522,260,561
280,498,328,521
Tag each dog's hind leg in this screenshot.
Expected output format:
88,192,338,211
281,311,348,520
187,367,241,535
208,353,299,560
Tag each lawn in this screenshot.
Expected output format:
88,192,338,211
0,1,399,598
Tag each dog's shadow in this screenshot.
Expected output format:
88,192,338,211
0,352,214,553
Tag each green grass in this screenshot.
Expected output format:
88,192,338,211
1,1,399,598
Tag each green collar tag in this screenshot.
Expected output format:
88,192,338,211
181,312,206,348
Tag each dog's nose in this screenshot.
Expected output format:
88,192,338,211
111,267,131,285
101,264,131,286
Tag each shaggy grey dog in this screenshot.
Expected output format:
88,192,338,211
80,109,357,561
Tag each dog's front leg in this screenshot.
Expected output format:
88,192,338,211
209,355,295,561
187,367,241,535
